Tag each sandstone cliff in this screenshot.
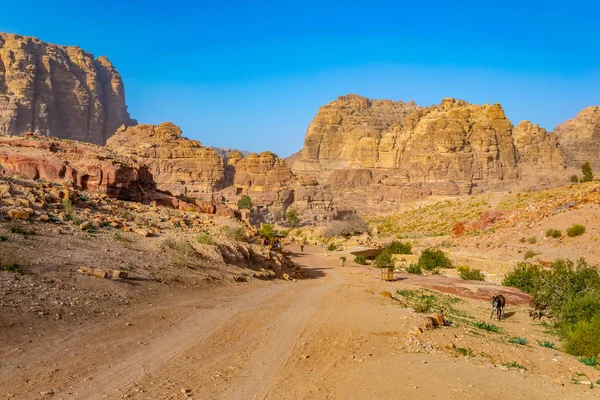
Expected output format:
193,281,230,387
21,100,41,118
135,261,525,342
0,33,134,144
106,122,225,197
554,106,600,170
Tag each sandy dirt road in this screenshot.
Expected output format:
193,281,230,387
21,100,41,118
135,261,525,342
1,245,598,399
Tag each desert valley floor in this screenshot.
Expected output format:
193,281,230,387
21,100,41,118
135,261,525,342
2,244,599,400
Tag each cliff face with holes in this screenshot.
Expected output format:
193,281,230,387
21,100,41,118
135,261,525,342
0,33,135,145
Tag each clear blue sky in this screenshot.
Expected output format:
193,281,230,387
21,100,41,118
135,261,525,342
3,0,599,157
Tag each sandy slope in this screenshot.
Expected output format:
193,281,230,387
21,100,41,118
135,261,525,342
1,245,599,399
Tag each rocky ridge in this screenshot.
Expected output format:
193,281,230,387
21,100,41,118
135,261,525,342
0,33,134,145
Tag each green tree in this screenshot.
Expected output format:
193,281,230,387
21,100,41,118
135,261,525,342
237,195,253,211
581,161,594,182
258,223,275,241
286,208,300,228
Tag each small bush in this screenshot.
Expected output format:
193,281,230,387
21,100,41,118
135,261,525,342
413,297,434,313
566,224,585,237
386,241,412,255
564,314,600,357
286,208,300,228
527,236,537,244
324,214,370,238
405,263,422,275
418,248,452,271
1,263,23,274
196,232,213,245
354,255,367,265
503,361,525,370
571,175,580,183
502,262,541,293
62,198,74,215
225,226,247,241
508,337,528,345
374,250,393,268
237,195,253,211
581,161,594,183
519,237,526,243
10,224,34,236
539,340,556,349
579,357,598,367
0,236,8,242
545,229,562,238
456,347,474,357
258,224,276,241
524,249,540,260
457,265,485,281
472,321,500,333
327,243,337,252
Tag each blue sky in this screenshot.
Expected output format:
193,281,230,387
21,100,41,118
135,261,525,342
3,0,599,157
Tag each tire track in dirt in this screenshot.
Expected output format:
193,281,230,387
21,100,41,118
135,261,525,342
223,269,344,400
59,282,298,399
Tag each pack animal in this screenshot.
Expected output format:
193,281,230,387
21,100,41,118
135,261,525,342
490,295,506,320
528,299,551,320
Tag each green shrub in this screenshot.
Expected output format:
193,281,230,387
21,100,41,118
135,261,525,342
10,224,34,236
237,195,253,211
2,263,23,274
62,198,74,215
196,232,213,244
457,265,485,281
579,357,598,367
539,340,555,349
545,229,562,238
502,262,541,293
353,255,367,265
524,249,540,260
258,224,275,241
386,241,412,255
413,297,434,313
508,337,528,345
571,175,580,183
581,161,594,183
286,208,300,228
564,314,600,357
519,237,526,243
566,224,585,237
418,248,452,271
0,236,8,242
503,361,525,370
374,250,393,268
456,347,474,357
327,243,337,252
405,263,422,275
225,226,247,241
472,321,500,333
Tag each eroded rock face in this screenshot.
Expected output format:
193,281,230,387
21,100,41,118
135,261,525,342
555,106,600,170
227,151,295,189
106,122,225,196
294,95,523,189
0,136,153,200
0,33,134,144
513,121,565,169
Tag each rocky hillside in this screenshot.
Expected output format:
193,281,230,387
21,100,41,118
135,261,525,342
0,33,134,144
292,95,567,192
555,106,600,170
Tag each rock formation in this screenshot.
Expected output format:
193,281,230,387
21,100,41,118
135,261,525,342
0,136,153,200
106,122,226,197
0,33,134,144
555,106,600,170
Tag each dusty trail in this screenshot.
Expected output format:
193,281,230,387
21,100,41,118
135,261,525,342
2,245,599,399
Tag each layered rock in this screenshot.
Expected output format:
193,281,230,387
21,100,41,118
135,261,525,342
294,96,527,193
513,121,565,168
106,122,225,196
554,106,600,170
0,136,153,200
0,33,134,144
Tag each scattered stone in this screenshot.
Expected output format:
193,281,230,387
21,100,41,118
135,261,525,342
379,291,393,299
112,270,129,279
7,208,31,220
79,221,92,230
40,390,54,396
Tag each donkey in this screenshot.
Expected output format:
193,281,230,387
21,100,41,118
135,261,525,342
528,299,551,320
490,294,506,321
